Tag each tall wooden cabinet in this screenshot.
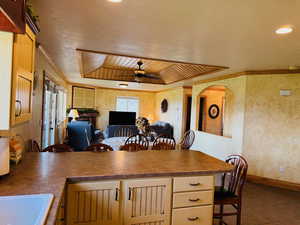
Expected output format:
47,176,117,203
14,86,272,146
10,24,36,126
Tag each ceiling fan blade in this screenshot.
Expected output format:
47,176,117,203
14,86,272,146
140,73,161,79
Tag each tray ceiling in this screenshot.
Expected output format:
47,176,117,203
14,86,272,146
78,50,227,85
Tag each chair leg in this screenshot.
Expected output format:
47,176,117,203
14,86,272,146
236,201,242,225
219,204,224,225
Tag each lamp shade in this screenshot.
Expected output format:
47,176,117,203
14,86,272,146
68,109,79,119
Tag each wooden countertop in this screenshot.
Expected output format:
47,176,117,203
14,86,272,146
0,150,233,225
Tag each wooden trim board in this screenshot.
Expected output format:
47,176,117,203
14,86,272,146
247,175,300,192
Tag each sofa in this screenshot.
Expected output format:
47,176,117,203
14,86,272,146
103,125,139,139
150,121,174,138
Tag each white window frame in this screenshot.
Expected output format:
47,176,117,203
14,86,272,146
116,96,140,117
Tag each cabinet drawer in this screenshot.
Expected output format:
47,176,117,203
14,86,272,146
173,176,214,192
172,206,213,225
173,191,213,208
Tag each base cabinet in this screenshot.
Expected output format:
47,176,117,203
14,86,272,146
66,181,120,225
65,176,213,225
123,178,172,225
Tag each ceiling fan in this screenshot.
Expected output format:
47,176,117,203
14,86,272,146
132,61,160,82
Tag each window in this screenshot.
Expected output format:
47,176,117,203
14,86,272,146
116,97,139,116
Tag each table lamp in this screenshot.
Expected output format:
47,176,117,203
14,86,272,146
68,109,79,121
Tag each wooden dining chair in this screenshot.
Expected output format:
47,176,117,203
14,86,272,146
29,140,42,152
152,135,176,150
125,134,149,150
179,130,195,150
113,127,136,137
119,143,146,152
42,144,73,153
213,155,248,225
85,143,113,152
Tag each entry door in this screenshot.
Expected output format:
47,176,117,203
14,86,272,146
49,92,57,145
42,79,58,149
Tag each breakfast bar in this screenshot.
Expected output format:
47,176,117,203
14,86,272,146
0,151,233,225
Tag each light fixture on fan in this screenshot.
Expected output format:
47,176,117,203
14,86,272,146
276,26,293,34
108,0,122,3
119,83,128,88
131,61,160,82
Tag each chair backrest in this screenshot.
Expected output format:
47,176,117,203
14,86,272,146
85,143,113,152
67,121,93,151
125,134,149,150
114,127,136,137
222,155,248,196
179,130,195,150
120,143,146,152
43,144,73,153
152,135,176,150
29,140,41,152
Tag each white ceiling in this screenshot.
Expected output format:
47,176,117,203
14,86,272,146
32,0,300,91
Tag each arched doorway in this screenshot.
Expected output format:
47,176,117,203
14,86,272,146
196,85,233,137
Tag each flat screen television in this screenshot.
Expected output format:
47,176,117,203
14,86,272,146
109,111,136,125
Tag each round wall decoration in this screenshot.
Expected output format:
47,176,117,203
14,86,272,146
208,104,220,119
161,99,168,113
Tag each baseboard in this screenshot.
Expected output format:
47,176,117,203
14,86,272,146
247,175,300,192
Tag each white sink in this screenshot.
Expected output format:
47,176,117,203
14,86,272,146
0,194,54,225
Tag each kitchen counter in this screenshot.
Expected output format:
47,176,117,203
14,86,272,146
0,150,233,225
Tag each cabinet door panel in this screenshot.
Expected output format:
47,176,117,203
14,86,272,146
16,75,32,114
67,181,120,225
11,25,35,125
123,178,172,225
14,29,35,75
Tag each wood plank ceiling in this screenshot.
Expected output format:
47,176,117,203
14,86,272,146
78,50,227,85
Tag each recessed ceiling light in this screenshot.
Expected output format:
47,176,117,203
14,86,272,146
276,26,293,34
119,83,128,88
108,0,122,3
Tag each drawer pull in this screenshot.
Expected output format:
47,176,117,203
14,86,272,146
187,216,199,221
189,182,200,186
189,198,200,202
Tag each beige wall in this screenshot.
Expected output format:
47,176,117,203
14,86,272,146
9,47,68,149
191,76,247,160
67,85,157,131
190,74,300,184
67,86,191,141
95,89,156,130
155,87,185,141
0,31,13,130
243,74,300,183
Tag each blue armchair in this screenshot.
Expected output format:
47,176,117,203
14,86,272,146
67,121,98,151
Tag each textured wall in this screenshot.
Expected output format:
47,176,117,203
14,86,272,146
93,88,156,130
243,74,300,183
155,87,185,141
191,76,247,160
